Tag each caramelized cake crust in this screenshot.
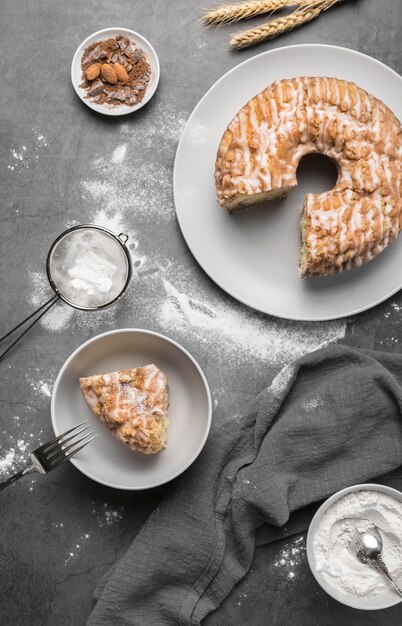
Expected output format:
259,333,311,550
215,77,402,276
80,364,169,454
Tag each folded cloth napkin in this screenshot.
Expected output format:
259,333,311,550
88,345,402,625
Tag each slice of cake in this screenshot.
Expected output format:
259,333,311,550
80,364,169,454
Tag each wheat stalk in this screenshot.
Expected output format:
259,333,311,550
230,0,342,48
202,0,297,26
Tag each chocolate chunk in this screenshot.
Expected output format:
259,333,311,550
83,45,101,63
100,50,109,59
131,52,142,64
111,51,126,64
111,89,127,101
88,79,104,96
124,43,137,58
109,41,119,51
117,36,128,51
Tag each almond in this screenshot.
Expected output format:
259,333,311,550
113,63,129,83
100,63,118,84
85,63,101,81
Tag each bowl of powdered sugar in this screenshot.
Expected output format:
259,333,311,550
307,484,402,609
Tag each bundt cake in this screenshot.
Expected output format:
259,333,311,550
215,77,402,277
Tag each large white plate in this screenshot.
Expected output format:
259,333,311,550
51,329,211,490
173,44,402,321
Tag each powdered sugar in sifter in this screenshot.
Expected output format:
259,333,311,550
0,224,132,361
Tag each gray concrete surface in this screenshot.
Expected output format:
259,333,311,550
0,0,401,624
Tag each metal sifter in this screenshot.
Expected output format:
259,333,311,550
0,224,132,362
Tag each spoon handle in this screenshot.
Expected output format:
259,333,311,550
374,560,402,598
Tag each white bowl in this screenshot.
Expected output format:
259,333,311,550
71,27,160,116
51,329,212,489
307,483,402,610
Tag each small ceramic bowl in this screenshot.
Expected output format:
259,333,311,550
306,483,402,610
51,329,212,489
71,27,160,116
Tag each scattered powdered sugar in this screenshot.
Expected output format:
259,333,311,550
29,270,75,331
236,591,248,607
111,143,127,164
81,160,174,220
0,431,42,479
274,535,306,580
17,439,28,452
80,102,187,226
7,129,48,171
30,376,53,398
92,502,124,528
41,302,74,331
40,382,52,397
64,532,91,565
159,279,346,366
266,363,296,397
119,104,187,151
0,449,16,474
301,395,324,412
121,384,147,418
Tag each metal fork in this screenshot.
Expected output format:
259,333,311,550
0,421,96,492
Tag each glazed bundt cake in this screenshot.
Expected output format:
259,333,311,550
215,77,402,277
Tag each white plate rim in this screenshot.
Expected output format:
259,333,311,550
51,328,212,490
173,43,402,321
71,27,160,116
306,482,402,610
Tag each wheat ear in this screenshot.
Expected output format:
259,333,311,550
230,0,342,49
202,0,297,26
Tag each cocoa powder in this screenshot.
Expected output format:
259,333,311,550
80,36,151,107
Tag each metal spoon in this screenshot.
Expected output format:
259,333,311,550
350,527,402,597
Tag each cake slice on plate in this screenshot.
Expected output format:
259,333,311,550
79,364,169,455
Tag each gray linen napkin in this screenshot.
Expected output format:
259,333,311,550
88,345,402,625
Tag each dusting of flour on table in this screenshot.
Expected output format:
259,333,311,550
274,535,306,580
81,102,187,223
92,502,124,528
7,129,48,172
29,270,75,330
111,143,127,164
313,490,402,597
0,432,43,479
64,532,91,566
159,279,346,366
301,395,324,412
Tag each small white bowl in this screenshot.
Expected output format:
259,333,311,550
307,483,402,610
71,27,160,116
51,329,212,489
